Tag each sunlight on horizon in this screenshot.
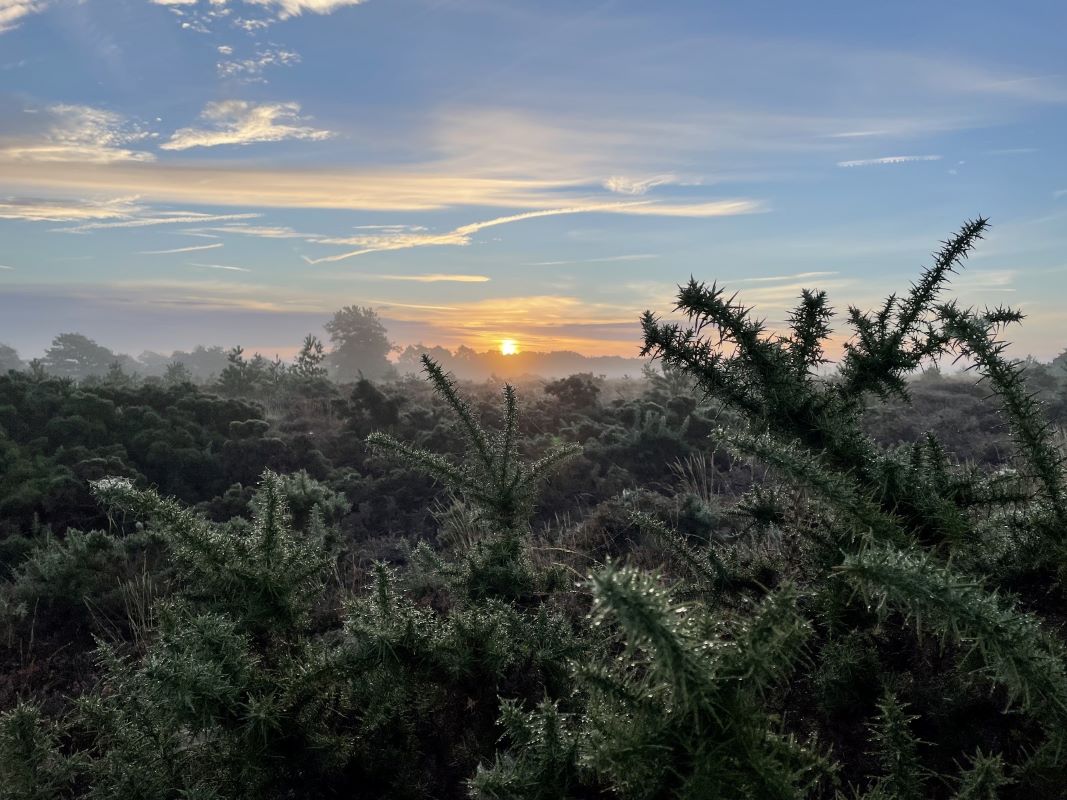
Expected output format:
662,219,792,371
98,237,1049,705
500,339,520,356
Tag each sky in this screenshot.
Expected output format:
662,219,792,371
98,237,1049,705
1,0,1065,360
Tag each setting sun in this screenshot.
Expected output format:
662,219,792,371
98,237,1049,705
500,339,520,356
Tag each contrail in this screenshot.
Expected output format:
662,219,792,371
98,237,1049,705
138,243,224,255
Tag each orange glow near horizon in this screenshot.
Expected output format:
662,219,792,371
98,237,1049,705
500,339,520,356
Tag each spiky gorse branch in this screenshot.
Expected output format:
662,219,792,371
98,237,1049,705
838,544,1067,724
715,426,905,547
629,510,729,597
941,304,1067,535
952,750,1011,800
367,356,580,535
75,604,354,798
865,691,928,800
472,566,832,798
0,701,80,799
92,471,329,632
577,564,827,797
469,700,581,800
640,217,1067,790
787,289,835,373
18,472,358,798
641,218,1061,554
838,218,988,401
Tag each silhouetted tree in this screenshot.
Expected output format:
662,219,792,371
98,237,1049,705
102,361,136,389
41,333,117,380
544,372,601,411
293,334,328,379
163,361,193,386
0,344,23,373
26,358,47,381
324,306,394,381
170,345,230,382
396,344,455,377
1052,347,1067,378
216,346,258,397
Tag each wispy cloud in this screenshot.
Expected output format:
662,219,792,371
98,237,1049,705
972,74,1067,104
1,155,761,215
150,0,236,35
603,175,676,195
0,0,48,34
1,104,155,163
0,264,14,270
218,46,300,81
953,269,1017,292
1054,189,1067,199
726,279,859,311
306,200,760,263
595,200,761,217
349,273,491,283
48,277,326,313
156,0,367,28
837,155,943,167
354,224,428,231
363,299,459,311
156,0,367,31
528,254,659,266
828,130,892,138
161,101,332,150
190,262,252,273
245,0,366,19
194,224,314,238
138,242,225,255
57,211,261,233
0,196,143,222
733,270,839,284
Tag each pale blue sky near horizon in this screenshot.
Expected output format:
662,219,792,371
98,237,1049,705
1,0,1065,360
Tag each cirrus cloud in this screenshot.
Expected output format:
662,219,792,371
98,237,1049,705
0,196,144,222
1,104,155,164
0,1,48,34
58,211,261,233
837,154,943,167
160,101,332,150
244,0,366,18
603,174,676,195
218,46,301,81
138,242,225,255
348,273,491,283
149,0,366,32
306,199,762,263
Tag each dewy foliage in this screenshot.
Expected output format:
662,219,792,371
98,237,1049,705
367,355,580,600
635,217,1067,795
2,218,1067,799
368,355,581,535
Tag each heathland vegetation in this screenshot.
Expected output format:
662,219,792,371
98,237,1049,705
2,219,1067,798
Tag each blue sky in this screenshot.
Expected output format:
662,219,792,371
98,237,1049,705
1,0,1065,359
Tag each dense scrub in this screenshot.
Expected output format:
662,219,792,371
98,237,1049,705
2,219,1067,798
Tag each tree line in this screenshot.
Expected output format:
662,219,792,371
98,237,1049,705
0,305,395,386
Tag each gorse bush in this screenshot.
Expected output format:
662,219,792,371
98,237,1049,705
635,217,1067,793
2,218,1066,798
